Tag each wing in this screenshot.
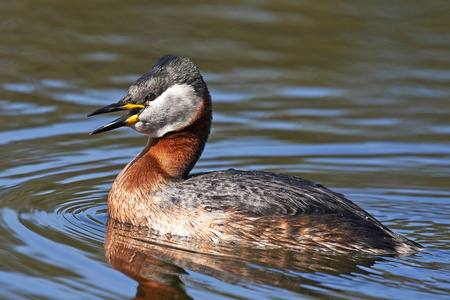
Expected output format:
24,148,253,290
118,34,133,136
158,169,421,253
161,169,379,224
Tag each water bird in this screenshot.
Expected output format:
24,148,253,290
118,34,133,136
88,55,422,254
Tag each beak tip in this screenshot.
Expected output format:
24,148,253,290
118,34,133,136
87,110,103,117
87,103,143,135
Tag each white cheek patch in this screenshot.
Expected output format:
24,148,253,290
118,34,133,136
132,84,203,137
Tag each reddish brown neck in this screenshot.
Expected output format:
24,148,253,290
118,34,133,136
108,90,212,224
121,91,212,186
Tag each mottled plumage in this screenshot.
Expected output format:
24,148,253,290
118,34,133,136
159,169,420,253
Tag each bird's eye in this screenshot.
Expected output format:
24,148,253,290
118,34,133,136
145,93,156,102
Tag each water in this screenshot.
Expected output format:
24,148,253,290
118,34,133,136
1,0,449,299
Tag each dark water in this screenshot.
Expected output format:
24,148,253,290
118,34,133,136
1,1,449,299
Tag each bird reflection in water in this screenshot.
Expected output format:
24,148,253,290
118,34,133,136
105,218,383,300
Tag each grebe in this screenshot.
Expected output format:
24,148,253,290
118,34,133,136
88,55,422,254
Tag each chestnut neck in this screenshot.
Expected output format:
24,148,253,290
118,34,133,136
108,89,211,225
122,91,212,184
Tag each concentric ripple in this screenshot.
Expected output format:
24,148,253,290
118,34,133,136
56,196,108,243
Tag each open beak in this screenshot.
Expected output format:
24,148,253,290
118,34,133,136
87,103,145,135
